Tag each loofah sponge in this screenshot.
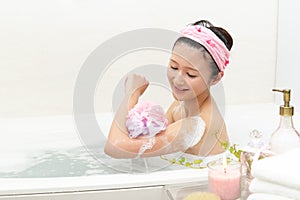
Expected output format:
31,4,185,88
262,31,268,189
183,192,220,200
126,101,167,138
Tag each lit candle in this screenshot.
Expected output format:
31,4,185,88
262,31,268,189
208,157,242,200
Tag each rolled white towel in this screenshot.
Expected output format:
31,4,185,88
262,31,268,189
249,178,300,199
251,147,300,190
247,193,294,200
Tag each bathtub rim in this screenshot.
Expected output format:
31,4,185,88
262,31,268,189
0,168,208,196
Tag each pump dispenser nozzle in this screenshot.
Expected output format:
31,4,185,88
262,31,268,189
272,89,294,116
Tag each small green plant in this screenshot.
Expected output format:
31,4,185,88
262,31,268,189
229,144,243,161
160,155,206,169
213,131,243,161
160,130,244,169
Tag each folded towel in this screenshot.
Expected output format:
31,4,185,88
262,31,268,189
251,147,300,190
247,193,294,200
249,178,300,199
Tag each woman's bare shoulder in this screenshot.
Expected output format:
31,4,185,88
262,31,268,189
165,101,180,123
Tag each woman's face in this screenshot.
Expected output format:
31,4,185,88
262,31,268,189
167,43,213,101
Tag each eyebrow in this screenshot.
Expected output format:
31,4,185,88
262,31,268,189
170,59,199,72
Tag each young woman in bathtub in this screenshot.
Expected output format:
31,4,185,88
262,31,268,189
104,20,233,159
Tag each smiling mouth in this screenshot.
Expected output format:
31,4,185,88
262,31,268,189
174,85,188,92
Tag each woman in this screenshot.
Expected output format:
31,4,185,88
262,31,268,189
104,20,233,159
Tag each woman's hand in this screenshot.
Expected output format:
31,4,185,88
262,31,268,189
124,74,149,97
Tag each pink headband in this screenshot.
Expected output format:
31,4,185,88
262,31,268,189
179,25,230,72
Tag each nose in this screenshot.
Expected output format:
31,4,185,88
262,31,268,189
174,71,185,86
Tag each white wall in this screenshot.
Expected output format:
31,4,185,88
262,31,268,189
0,0,278,118
276,0,300,112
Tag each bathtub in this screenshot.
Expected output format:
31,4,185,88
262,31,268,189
0,103,294,200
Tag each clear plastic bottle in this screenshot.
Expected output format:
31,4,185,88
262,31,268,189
270,89,300,154
241,130,271,180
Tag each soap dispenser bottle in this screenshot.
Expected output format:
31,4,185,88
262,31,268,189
270,89,300,154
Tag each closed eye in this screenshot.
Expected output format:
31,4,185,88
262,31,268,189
170,66,178,70
187,73,197,78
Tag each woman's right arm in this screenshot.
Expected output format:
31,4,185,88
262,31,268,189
104,74,149,157
104,114,201,158
104,96,200,158
104,75,201,158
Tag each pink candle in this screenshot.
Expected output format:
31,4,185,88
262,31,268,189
208,159,242,200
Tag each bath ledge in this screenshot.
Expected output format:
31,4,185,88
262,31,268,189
0,168,208,196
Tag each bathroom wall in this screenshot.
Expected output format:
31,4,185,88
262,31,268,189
0,0,278,118
276,0,300,112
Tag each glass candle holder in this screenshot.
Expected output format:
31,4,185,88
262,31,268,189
207,159,242,200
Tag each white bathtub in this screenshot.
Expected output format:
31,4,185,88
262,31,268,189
0,103,295,200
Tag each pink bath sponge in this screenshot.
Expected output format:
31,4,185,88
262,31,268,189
126,101,168,138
